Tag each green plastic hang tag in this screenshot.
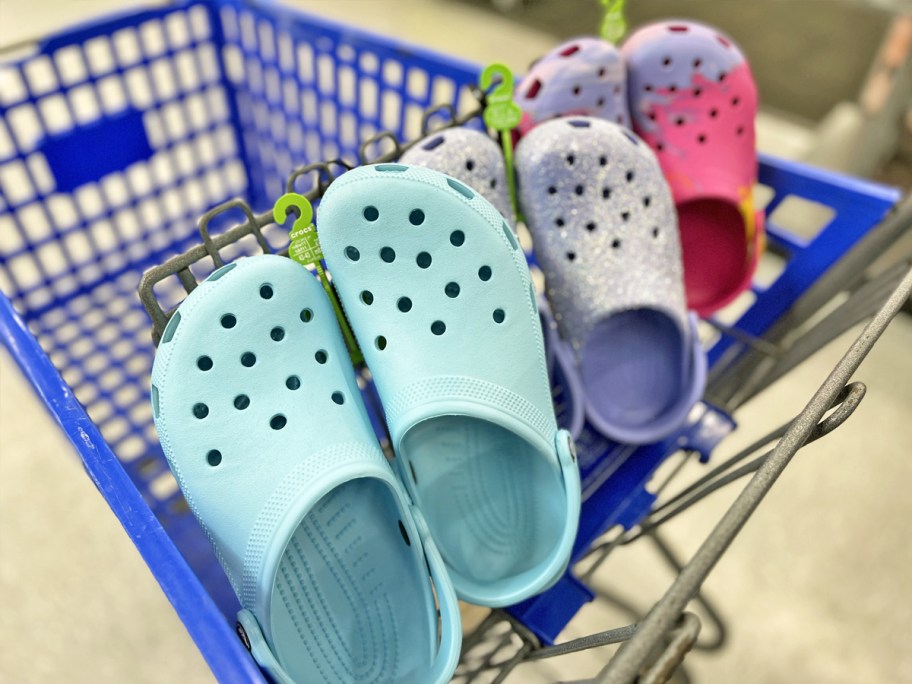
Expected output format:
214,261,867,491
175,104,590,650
599,0,627,44
273,193,323,267
272,192,363,365
288,223,324,265
480,63,521,220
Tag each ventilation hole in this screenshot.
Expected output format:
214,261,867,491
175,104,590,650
736,126,745,136
569,119,590,128
445,282,460,298
566,154,575,165
669,85,678,93
360,290,374,305
207,263,236,281
718,72,727,83
197,356,213,371
525,78,542,99
270,327,285,342
376,163,407,172
162,311,181,343
478,265,492,281
151,385,159,419
450,230,465,247
652,227,660,238
559,44,580,57
193,403,209,419
648,112,657,121
409,461,418,483
598,66,606,77
694,87,702,97
234,394,250,409
300,308,313,322
693,58,702,68
710,109,718,118
586,222,596,232
465,159,475,171
656,142,665,151
599,156,607,166
612,238,622,249
644,84,653,92
614,85,622,95
643,196,652,207
286,376,301,390
621,211,630,221
397,297,412,312
566,251,576,262
363,205,379,221
207,450,222,467
489,178,496,188
555,217,565,227
675,117,685,126
669,24,690,32
398,520,411,546
331,392,345,405
493,309,505,324
697,134,707,144
220,313,236,329
623,130,640,146
662,56,672,67
572,85,582,96
270,414,287,430
375,336,387,350
431,321,446,335
409,209,425,226
422,135,445,151
597,97,606,108
717,34,731,47
416,252,432,268
626,170,634,182
732,96,740,106
259,284,273,299
447,177,474,198
345,246,360,261
616,115,623,124
315,350,328,364
602,187,611,199
241,352,256,367
547,186,557,194
380,247,396,263
574,185,584,196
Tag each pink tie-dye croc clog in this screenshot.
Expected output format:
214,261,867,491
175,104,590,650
622,21,763,317
515,37,630,137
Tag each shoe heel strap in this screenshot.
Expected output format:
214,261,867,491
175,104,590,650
410,504,463,684
235,609,294,684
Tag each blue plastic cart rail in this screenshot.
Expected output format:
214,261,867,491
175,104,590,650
0,0,899,677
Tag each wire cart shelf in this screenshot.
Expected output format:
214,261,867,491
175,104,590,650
1,1,910,681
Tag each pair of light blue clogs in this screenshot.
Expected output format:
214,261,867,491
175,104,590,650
151,164,581,684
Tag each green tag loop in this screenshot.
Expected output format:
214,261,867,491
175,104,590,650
480,63,521,221
273,193,362,364
599,0,627,44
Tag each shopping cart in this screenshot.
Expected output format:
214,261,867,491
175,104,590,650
1,1,909,682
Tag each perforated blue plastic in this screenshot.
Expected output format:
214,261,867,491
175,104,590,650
0,0,900,678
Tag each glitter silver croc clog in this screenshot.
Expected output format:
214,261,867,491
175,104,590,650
400,127,516,226
516,116,706,445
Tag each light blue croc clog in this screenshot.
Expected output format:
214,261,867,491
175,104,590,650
151,255,460,684
317,164,581,607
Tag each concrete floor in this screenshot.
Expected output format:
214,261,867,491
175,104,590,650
2,1,911,682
